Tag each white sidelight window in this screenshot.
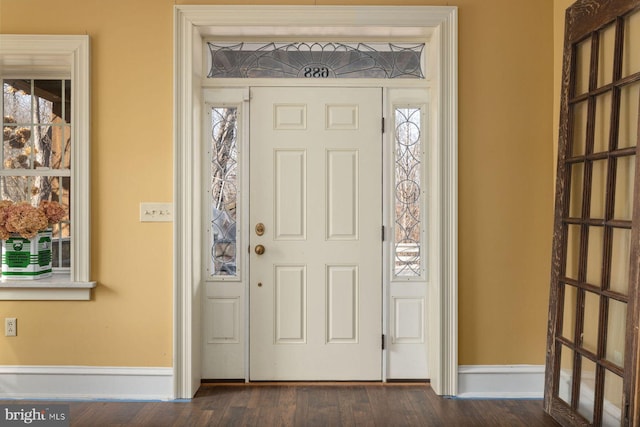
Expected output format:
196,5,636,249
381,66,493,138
208,105,240,278
393,106,425,279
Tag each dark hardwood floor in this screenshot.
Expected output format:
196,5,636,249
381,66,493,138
1,382,560,426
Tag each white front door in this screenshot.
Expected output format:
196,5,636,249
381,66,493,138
249,87,382,380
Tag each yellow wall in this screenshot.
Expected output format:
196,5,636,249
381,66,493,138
0,0,555,368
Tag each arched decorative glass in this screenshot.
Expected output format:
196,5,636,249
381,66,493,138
207,42,425,79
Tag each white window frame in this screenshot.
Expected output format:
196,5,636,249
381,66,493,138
0,35,95,300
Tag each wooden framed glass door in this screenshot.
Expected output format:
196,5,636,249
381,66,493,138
545,0,640,425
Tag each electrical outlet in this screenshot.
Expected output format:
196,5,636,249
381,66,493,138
140,202,173,222
5,318,16,337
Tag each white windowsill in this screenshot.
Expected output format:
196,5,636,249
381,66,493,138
0,274,96,300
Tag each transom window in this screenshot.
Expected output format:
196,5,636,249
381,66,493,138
207,42,425,79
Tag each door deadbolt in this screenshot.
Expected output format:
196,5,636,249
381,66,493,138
255,223,265,236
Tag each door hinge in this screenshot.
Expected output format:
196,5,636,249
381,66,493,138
381,117,385,134
381,225,385,241
382,334,386,350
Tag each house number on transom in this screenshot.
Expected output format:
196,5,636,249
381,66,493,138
302,67,331,78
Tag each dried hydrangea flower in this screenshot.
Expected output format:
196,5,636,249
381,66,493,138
0,200,12,228
0,226,10,240
5,202,48,239
39,200,66,225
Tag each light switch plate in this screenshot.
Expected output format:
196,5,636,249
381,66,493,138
5,317,16,337
140,202,173,222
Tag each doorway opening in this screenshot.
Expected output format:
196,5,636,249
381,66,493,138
174,5,458,398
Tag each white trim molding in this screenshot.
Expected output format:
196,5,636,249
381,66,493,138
0,366,174,401
0,278,95,301
174,5,458,399
457,365,545,399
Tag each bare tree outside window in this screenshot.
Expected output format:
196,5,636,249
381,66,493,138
210,107,239,276
2,79,71,268
394,107,423,277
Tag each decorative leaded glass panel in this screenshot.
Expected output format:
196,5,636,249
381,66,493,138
207,42,425,79
394,107,423,278
210,106,239,277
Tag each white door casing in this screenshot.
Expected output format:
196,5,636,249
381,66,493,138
175,6,458,398
249,87,382,380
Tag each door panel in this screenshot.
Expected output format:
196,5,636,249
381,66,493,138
249,87,382,380
274,149,306,239
326,150,359,240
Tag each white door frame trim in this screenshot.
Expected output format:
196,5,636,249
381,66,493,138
173,5,458,398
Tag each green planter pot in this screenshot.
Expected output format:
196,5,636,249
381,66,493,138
1,229,53,280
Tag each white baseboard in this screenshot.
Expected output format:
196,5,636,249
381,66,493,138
0,364,544,400
457,365,545,399
0,366,174,401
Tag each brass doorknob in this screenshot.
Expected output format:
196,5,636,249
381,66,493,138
255,244,265,255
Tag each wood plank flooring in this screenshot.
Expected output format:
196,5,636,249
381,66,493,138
1,382,560,426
